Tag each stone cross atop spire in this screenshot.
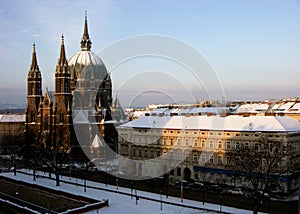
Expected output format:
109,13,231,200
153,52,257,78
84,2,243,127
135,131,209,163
58,34,68,66
30,43,39,71
80,11,92,51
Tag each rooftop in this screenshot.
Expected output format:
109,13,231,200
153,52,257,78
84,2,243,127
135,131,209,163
119,115,300,133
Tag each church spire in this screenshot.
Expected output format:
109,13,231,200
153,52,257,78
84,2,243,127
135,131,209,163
80,11,92,51
58,34,68,66
30,43,39,71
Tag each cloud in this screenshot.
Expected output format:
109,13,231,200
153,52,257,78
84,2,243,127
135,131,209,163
30,34,39,38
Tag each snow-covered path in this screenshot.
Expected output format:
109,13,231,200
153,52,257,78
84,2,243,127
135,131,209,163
1,170,258,214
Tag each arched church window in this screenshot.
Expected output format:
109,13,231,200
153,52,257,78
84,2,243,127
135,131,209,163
59,113,64,123
64,82,68,92
30,112,35,122
44,114,48,130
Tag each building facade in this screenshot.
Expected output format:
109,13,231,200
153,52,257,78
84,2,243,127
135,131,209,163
0,114,25,155
117,115,300,195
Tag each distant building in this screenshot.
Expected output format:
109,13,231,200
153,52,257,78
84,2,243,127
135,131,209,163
0,113,25,154
231,99,300,121
117,115,300,195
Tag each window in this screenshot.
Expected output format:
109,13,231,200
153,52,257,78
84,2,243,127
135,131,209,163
170,138,174,146
255,143,259,151
185,151,189,157
245,142,249,149
177,138,181,146
132,149,136,156
209,140,214,148
30,112,35,122
150,150,154,158
218,141,222,149
195,173,198,180
202,140,206,148
177,167,181,176
59,112,64,123
60,80,63,92
217,156,222,164
177,151,181,159
235,142,240,150
201,154,206,163
163,138,166,145
226,142,231,150
209,156,214,164
163,151,167,157
144,149,148,158
193,139,198,147
156,150,160,157
121,145,128,155
170,169,174,175
138,149,142,157
193,153,198,162
44,115,49,130
170,150,174,159
185,138,190,146
226,157,231,165
64,82,68,92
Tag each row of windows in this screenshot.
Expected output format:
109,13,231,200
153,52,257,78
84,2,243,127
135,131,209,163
124,135,263,151
122,144,267,166
0,125,23,130
121,128,283,139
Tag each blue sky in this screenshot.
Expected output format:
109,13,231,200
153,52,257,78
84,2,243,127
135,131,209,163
0,0,299,106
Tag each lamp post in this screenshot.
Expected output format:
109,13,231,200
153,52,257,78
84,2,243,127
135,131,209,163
160,189,163,210
180,180,183,202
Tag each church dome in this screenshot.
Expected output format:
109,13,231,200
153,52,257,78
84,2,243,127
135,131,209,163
68,13,108,82
69,51,107,81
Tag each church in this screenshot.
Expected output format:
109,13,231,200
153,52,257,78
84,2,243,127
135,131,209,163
25,14,121,160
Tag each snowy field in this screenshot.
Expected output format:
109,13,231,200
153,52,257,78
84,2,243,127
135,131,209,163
1,170,260,214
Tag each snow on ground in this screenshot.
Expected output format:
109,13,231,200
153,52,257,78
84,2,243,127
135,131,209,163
1,170,259,214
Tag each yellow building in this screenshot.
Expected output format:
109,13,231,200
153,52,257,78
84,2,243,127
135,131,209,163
117,115,300,194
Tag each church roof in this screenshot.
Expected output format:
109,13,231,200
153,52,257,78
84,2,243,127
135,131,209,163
119,115,300,133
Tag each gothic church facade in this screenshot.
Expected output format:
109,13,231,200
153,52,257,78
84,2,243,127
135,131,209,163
25,15,114,157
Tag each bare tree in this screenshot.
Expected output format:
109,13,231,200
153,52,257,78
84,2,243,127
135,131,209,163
227,135,294,214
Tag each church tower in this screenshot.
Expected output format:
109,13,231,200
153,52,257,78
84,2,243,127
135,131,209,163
26,43,43,132
54,35,72,151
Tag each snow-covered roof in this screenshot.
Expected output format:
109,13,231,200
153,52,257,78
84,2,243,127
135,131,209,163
0,114,25,123
288,102,300,113
235,103,270,113
119,115,300,133
149,108,170,116
188,107,229,114
273,102,295,112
